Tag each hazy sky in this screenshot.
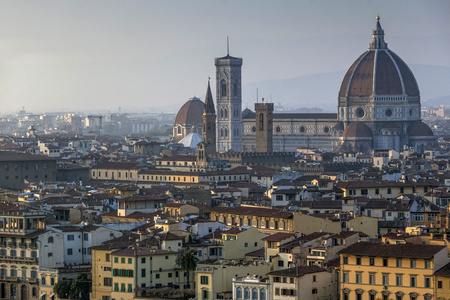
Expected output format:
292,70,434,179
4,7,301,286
0,0,448,114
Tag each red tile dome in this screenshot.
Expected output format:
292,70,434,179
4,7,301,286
339,18,419,98
342,122,373,138
407,121,434,137
175,97,204,125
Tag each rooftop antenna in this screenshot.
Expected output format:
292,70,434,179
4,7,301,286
227,36,229,56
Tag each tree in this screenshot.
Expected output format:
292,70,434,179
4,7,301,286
54,280,72,299
176,248,198,288
53,273,91,300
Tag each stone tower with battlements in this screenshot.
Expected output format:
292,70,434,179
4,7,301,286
255,101,274,153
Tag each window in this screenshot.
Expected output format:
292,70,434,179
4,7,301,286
48,237,54,243
438,280,443,289
67,234,74,241
396,275,402,286
121,258,125,263
410,259,416,268
410,276,416,287
200,276,208,285
168,273,172,278
114,283,119,291
155,274,160,279
356,272,362,284
278,260,284,267
48,252,53,257
202,290,209,299
67,249,73,255
114,257,118,263
343,272,349,283
396,259,402,267
104,278,112,286
424,260,430,269
369,257,375,266
424,277,430,288
83,233,88,241
128,284,132,292
312,288,318,294
237,287,242,299
369,273,375,285
343,256,348,264
121,283,125,292
382,274,389,285
387,188,392,194
128,258,132,264
356,257,361,265
383,258,388,267
141,269,146,278
106,254,110,262
245,243,248,247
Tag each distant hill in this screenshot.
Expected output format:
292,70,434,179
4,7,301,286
243,64,450,112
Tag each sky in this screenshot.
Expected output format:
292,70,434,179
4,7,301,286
0,0,449,114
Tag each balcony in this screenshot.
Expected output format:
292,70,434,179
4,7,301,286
19,242,27,248
196,267,214,274
0,255,38,264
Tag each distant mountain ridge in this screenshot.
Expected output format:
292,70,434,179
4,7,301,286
242,64,450,112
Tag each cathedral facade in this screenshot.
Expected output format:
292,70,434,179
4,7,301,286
176,17,436,155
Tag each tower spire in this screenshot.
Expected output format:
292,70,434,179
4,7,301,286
204,78,215,115
227,36,229,56
369,14,388,50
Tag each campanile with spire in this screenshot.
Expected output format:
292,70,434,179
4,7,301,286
215,41,243,152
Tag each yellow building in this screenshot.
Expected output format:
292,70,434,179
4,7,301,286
91,161,141,182
339,242,449,300
210,206,294,233
267,265,337,300
110,246,188,299
293,213,378,238
164,203,200,218
196,263,271,300
434,262,450,300
337,180,439,199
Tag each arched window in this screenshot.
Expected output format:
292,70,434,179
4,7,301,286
259,113,264,130
224,128,228,137
224,109,228,118
236,287,242,299
177,126,181,135
233,80,238,96
220,109,224,118
221,80,227,97
220,128,224,137
252,288,258,300
244,288,250,299
259,289,265,300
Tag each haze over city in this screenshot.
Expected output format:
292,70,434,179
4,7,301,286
0,0,449,114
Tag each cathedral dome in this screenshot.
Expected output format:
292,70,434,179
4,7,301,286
339,17,419,98
407,121,434,137
175,97,204,125
342,122,372,138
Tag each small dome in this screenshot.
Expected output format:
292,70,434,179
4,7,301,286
175,97,204,125
332,122,344,131
179,132,203,148
342,122,373,138
407,121,434,137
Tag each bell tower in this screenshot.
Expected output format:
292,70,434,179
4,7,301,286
215,41,243,152
255,100,274,153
